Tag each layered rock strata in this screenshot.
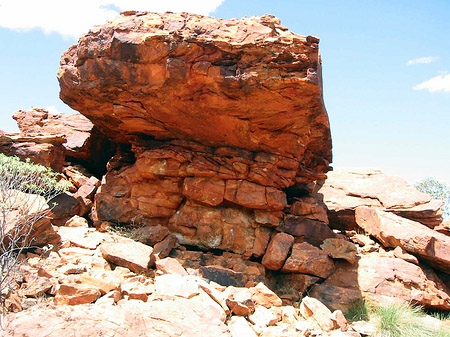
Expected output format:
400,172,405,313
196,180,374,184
58,12,332,173
318,169,444,229
57,12,333,270
13,108,114,175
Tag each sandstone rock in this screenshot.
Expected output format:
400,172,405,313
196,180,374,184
183,177,225,206
199,265,248,287
320,238,357,264
59,13,331,172
0,133,66,171
291,196,329,224
78,271,121,294
121,281,154,301
65,215,89,227
249,282,283,308
355,206,450,273
100,240,155,273
331,310,348,331
351,321,376,336
225,287,256,316
320,169,443,230
54,283,101,305
279,215,336,246
251,227,272,258
13,108,114,175
23,276,53,298
168,200,257,254
57,226,107,250
309,252,450,311
262,232,294,270
392,246,419,265
1,190,61,247
154,274,199,299
134,224,170,246
248,305,280,327
63,164,92,188
271,273,320,302
153,233,178,259
282,242,334,278
48,192,82,226
2,298,232,336
300,296,335,332
228,316,258,337
155,257,188,276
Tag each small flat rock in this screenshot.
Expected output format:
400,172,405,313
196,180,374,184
54,283,101,305
249,282,282,308
300,296,335,332
100,240,155,273
248,305,280,327
154,274,199,299
65,215,89,227
155,257,188,276
320,238,357,264
228,316,258,337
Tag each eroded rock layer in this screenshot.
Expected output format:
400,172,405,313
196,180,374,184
58,11,331,174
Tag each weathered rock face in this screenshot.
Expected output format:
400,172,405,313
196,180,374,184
355,206,450,274
58,12,331,174
318,169,444,229
310,252,450,311
0,133,66,171
13,108,114,175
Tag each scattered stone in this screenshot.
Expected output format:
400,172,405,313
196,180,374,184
249,282,282,308
227,316,258,337
100,240,155,273
65,215,89,228
355,206,450,273
248,305,280,327
282,242,335,278
225,287,256,316
262,233,295,270
155,257,188,276
54,283,101,305
300,296,335,332
153,234,178,259
154,274,199,299
320,238,357,264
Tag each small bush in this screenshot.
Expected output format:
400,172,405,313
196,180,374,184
0,154,66,312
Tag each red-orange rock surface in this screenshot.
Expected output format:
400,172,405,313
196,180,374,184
0,133,66,171
319,169,444,229
309,252,450,311
355,206,450,274
58,12,331,176
13,108,114,174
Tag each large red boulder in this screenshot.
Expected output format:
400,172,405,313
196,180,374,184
58,12,331,178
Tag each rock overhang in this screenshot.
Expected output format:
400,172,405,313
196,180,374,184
58,11,332,175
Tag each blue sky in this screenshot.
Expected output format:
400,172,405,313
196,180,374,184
0,0,449,184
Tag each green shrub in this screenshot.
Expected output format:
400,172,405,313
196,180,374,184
415,177,450,219
0,154,67,312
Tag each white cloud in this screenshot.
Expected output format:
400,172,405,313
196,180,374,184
0,0,225,38
407,56,438,66
413,73,450,93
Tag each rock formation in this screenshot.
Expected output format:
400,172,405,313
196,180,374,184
2,11,450,336
56,12,334,267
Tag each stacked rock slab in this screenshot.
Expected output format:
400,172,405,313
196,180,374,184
318,168,444,230
58,12,332,261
